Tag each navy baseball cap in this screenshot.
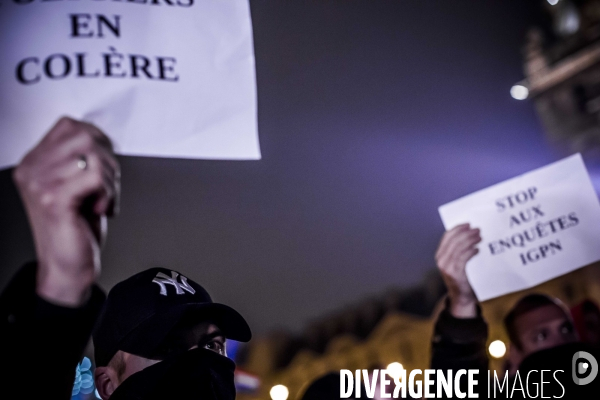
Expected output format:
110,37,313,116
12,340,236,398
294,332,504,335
93,268,251,366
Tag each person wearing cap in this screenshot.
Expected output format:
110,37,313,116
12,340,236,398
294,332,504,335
0,118,251,400
92,267,251,399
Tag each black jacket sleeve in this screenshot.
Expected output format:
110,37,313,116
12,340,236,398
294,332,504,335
430,298,489,398
0,263,105,399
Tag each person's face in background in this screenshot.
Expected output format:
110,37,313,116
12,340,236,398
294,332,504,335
513,304,577,357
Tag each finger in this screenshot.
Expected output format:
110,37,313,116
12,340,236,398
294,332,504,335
438,244,480,280
37,158,84,186
93,179,115,215
57,153,114,213
67,119,114,152
437,229,481,269
436,226,479,262
93,141,120,176
445,240,481,274
51,148,118,215
76,136,119,179
439,230,481,265
88,154,117,216
66,148,118,192
49,128,116,168
81,121,114,152
456,247,480,266
41,116,78,145
94,162,119,215
33,146,118,191
436,224,471,258
45,118,115,164
447,229,482,258
14,151,82,197
107,166,121,217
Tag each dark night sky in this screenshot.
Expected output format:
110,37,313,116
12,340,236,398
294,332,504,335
0,1,570,335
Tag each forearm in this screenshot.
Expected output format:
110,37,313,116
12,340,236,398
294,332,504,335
431,298,489,371
13,117,118,307
36,259,95,306
25,209,100,307
430,299,488,399
448,292,478,319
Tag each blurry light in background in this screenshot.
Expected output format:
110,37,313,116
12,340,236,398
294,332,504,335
547,0,559,6
510,85,529,100
386,362,404,380
235,369,261,393
556,3,581,36
270,384,289,400
488,340,507,358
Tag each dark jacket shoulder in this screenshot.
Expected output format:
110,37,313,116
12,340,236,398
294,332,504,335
0,263,105,399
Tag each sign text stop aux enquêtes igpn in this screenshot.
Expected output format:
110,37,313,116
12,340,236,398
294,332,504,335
0,0,261,168
439,154,600,301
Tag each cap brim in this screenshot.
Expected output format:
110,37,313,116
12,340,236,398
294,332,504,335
119,303,251,360
186,302,252,342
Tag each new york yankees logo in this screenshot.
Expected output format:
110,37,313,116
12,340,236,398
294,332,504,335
152,271,196,296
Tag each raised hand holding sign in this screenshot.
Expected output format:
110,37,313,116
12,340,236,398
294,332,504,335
0,0,260,169
439,154,600,301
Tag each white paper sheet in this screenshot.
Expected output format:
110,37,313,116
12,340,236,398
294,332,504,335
0,0,260,169
439,154,600,301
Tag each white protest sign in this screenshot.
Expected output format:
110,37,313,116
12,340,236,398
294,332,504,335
0,0,260,169
438,154,600,301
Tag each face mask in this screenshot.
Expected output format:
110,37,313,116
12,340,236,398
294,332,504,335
109,348,236,400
